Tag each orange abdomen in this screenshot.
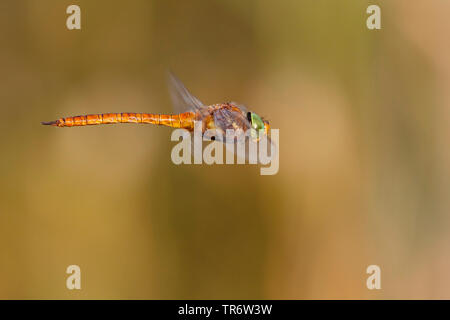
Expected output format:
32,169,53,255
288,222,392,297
42,112,196,130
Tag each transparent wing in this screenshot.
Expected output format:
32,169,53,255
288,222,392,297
230,101,249,114
213,107,251,132
167,71,206,114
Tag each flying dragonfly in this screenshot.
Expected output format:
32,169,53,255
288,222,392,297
42,73,271,144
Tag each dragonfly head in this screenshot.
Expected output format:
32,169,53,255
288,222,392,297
247,112,270,140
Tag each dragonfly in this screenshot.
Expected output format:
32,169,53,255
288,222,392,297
42,73,271,143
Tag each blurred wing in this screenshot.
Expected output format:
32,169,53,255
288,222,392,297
167,72,206,114
230,101,249,114
213,107,251,132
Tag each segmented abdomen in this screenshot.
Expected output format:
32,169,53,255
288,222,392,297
46,112,195,130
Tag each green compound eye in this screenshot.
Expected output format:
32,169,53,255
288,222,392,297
247,112,265,139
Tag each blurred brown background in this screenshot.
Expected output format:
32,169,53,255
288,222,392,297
0,0,449,299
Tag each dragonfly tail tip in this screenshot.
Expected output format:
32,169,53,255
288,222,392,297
41,120,57,126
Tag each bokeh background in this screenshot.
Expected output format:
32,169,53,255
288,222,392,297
0,0,449,299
